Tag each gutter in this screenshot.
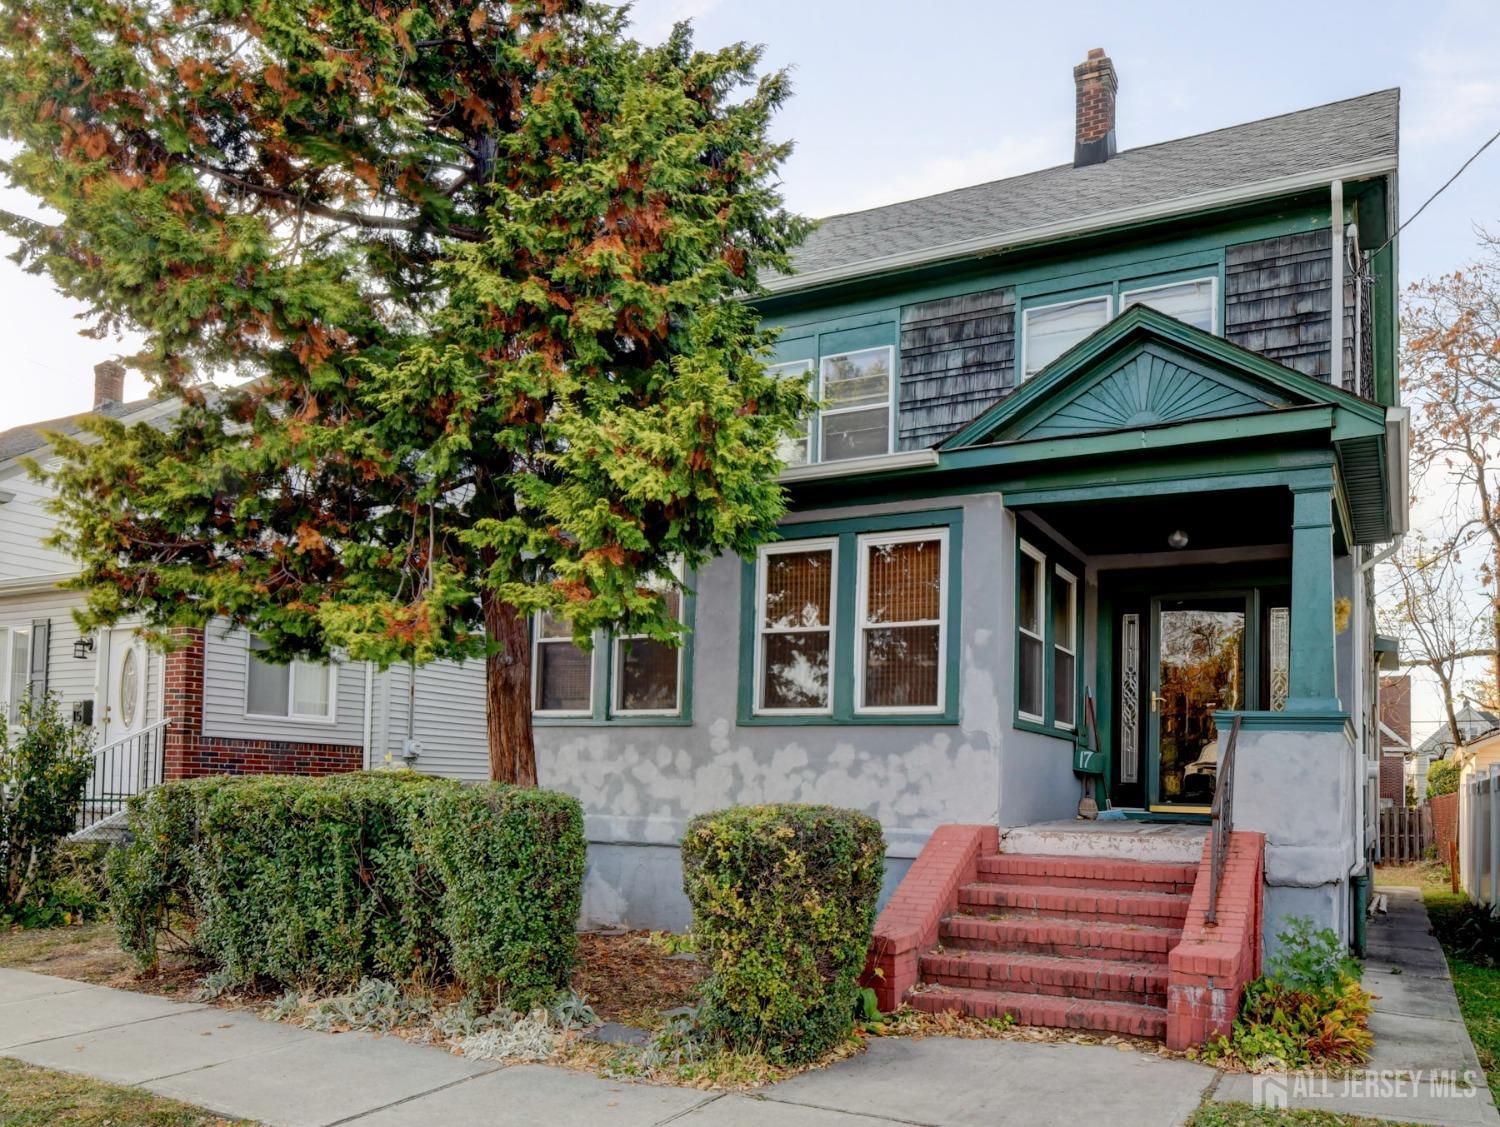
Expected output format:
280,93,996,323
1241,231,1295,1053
762,155,1398,297
0,572,75,596
779,447,939,483
1330,180,1345,392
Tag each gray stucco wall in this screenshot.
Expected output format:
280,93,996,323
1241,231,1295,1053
533,492,1077,929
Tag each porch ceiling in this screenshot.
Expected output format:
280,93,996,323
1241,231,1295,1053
1027,487,1292,556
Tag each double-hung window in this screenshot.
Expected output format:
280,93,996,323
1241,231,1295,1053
245,636,335,721
1021,296,1112,380
0,625,31,725
533,610,594,716
767,360,814,468
755,540,836,713
1016,537,1082,735
856,530,947,714
819,346,893,462
613,569,686,716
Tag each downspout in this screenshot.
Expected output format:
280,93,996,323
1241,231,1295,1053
1330,179,1345,392
361,662,374,770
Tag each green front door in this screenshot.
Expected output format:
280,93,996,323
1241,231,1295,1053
1147,595,1249,813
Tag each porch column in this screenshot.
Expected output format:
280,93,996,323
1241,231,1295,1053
1288,483,1339,712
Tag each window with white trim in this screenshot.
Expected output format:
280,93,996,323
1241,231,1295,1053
0,625,32,725
533,610,593,716
1022,295,1112,380
819,346,893,462
1052,565,1078,730
755,539,836,713
856,530,947,713
245,636,334,720
612,567,686,716
1120,277,1217,332
1016,542,1046,721
767,359,813,468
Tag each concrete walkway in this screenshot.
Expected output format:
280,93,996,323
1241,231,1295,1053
1214,885,1500,1126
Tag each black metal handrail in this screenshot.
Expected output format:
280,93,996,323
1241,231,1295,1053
75,719,168,830
1204,713,1242,927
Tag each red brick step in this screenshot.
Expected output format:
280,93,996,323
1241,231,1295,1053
940,913,1182,963
909,983,1167,1039
919,949,1168,1005
957,882,1191,925
977,853,1196,892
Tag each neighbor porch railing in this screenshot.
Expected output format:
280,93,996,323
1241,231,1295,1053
1204,713,1242,927
76,718,169,830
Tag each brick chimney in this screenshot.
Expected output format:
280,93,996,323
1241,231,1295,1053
93,361,125,408
1073,48,1118,168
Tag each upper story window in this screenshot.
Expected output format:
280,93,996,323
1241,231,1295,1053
1019,272,1220,382
0,625,31,725
766,321,898,466
246,636,335,721
767,360,813,467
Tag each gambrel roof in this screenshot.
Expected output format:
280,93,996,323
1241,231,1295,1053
771,89,1398,293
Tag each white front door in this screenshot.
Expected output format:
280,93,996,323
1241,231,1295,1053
93,628,148,801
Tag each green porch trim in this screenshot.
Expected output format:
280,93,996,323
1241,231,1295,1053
1217,709,1353,735
737,508,964,727
1287,484,1340,712
533,586,697,728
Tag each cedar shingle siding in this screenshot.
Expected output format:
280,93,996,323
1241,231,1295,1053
1224,229,1339,381
899,287,1016,449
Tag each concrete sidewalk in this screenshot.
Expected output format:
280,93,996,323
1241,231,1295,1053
1213,885,1500,1127
0,966,1219,1126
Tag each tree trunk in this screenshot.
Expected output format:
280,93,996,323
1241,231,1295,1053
482,588,538,786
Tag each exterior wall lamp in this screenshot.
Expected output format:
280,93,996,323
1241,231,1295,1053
73,635,96,660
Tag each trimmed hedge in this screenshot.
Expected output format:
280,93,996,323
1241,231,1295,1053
108,773,584,1008
681,804,884,1063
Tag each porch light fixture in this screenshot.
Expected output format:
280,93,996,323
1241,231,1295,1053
72,635,96,660
1167,529,1190,550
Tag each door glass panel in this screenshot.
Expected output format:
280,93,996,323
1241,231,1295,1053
1157,600,1245,807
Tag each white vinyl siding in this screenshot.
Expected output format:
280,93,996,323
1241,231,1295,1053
372,658,488,779
201,623,364,745
0,465,82,579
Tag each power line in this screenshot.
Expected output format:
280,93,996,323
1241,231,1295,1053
1369,124,1500,261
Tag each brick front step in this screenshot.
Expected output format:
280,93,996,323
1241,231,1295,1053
957,882,1191,925
909,983,1168,1039
978,853,1197,893
941,913,1183,963
919,949,1168,1005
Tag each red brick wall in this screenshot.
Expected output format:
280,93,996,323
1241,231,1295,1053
162,626,362,780
861,824,998,1012
1432,791,1459,861
1166,830,1266,1052
1381,753,1406,806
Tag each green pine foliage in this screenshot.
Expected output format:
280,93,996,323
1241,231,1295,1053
107,773,584,1008
1428,758,1462,799
680,804,885,1064
0,1,811,780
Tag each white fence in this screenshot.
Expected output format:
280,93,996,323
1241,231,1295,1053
1461,766,1500,905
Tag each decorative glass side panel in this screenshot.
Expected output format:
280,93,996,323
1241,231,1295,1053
1269,606,1290,712
1120,613,1140,784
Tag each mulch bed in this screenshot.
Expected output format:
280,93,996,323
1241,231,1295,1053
571,930,705,1028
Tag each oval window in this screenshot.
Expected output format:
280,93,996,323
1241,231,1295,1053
119,649,139,729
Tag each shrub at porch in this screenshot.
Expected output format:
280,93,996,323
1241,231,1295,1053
1198,917,1372,1069
681,804,884,1064
0,691,96,926
108,773,584,1007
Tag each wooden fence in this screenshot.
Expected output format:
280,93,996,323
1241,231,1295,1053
1380,805,1433,863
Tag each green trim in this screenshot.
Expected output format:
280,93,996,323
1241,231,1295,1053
768,313,899,465
738,508,964,726
532,584,697,728
1012,522,1084,741
1217,708,1352,734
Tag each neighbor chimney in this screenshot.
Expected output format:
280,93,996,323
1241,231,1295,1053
1073,48,1118,168
93,361,125,409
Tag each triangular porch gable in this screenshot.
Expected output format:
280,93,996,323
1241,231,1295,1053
940,304,1380,449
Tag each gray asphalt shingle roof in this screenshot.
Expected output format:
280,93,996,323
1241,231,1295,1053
776,88,1399,288
0,396,163,464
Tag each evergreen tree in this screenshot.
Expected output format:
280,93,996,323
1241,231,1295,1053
0,0,809,782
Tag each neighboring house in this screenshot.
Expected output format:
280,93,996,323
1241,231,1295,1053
1409,700,1500,801
0,363,494,797
1379,673,1412,807
1450,726,1500,790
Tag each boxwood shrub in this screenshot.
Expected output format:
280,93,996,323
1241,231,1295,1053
108,773,584,1008
681,804,884,1063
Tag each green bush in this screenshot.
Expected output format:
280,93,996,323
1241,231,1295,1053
108,773,584,1008
1428,758,1461,799
0,691,95,924
681,804,884,1064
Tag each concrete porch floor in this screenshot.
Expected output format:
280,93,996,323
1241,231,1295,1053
1001,820,1209,864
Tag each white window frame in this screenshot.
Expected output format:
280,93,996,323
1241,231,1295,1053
532,612,595,718
1119,276,1219,333
610,562,686,718
817,345,896,463
767,359,815,468
0,625,31,726
853,527,948,717
1016,539,1047,723
1020,294,1113,381
243,636,337,724
1052,564,1079,732
753,537,839,716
